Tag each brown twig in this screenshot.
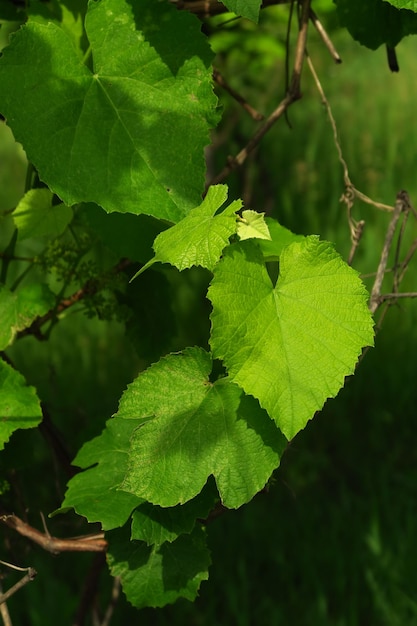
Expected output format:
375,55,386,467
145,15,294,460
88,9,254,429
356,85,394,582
0,511,106,554
0,569,37,605
213,68,264,120
170,0,290,18
309,8,341,64
16,258,131,341
208,0,311,187
369,191,410,315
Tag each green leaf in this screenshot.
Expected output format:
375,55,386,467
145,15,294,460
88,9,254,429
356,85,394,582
134,185,241,278
335,0,417,49
0,284,55,350
107,524,210,609
57,418,144,530
13,188,73,240
119,347,285,508
27,0,88,52
0,0,218,221
258,218,305,259
222,0,262,22
383,0,417,10
237,209,271,241
208,238,374,440
131,481,217,546
0,359,42,450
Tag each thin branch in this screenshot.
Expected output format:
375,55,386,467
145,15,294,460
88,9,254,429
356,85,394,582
309,8,341,64
0,583,12,626
16,258,131,341
0,511,107,554
0,569,37,605
369,191,410,314
99,577,121,626
208,0,311,187
213,68,264,120
72,553,106,626
170,0,290,17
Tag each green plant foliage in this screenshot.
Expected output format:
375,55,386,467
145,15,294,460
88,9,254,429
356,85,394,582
0,283,55,349
335,0,417,48
222,0,262,22
135,185,242,277
237,209,272,241
56,417,144,530
208,238,374,439
118,347,285,507
107,524,210,609
0,0,218,220
13,188,73,240
383,0,417,9
0,358,42,449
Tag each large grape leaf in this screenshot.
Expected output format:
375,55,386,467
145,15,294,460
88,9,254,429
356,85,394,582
0,284,55,350
0,359,42,450
57,417,144,530
222,0,262,22
335,0,417,49
107,524,210,609
208,238,374,440
134,185,241,278
118,347,285,508
0,0,218,221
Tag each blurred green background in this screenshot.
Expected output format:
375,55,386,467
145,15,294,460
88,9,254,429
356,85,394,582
2,2,417,624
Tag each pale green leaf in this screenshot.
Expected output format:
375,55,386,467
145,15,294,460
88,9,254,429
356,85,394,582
258,218,305,259
107,524,210,609
0,0,218,221
119,347,285,508
13,188,73,240
134,185,241,277
0,358,42,450
57,417,144,530
208,238,374,440
237,209,271,241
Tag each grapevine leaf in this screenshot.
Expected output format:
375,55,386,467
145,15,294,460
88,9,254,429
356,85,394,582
57,418,144,530
383,0,417,10
0,359,42,450
258,218,305,259
208,238,375,440
0,284,55,350
335,0,417,49
27,0,88,52
131,481,217,546
13,188,73,240
119,347,285,508
237,210,271,241
222,0,262,22
0,0,218,221
107,524,210,609
133,185,241,278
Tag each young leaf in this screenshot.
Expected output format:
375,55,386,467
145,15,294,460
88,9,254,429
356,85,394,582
222,0,262,22
57,418,144,530
380,0,417,10
0,0,218,221
13,188,73,240
0,359,42,450
107,524,210,609
0,284,55,350
133,185,241,278
208,238,375,440
237,209,271,241
118,347,285,508
258,218,305,259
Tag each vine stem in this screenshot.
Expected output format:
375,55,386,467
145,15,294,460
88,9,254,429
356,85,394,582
208,0,311,187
